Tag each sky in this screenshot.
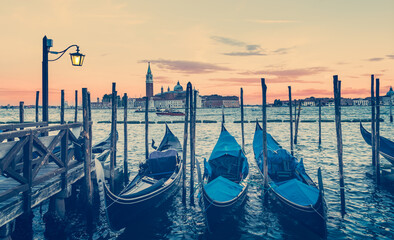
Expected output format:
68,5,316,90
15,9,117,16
0,0,393,105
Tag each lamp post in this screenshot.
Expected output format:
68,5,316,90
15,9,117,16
42,36,85,123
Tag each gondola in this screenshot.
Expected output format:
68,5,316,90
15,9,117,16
92,130,117,155
360,122,394,164
252,122,326,235
201,124,249,222
95,124,183,230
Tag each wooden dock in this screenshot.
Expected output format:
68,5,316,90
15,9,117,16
0,122,95,232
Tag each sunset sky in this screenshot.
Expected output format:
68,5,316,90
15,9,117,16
0,0,393,105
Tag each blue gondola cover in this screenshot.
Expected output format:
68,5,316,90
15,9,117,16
204,176,243,202
274,179,319,206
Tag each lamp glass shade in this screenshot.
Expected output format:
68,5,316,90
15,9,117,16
70,52,85,66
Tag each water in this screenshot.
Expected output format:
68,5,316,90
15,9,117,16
1,106,393,239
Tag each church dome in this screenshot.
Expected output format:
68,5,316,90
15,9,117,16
174,81,183,92
387,86,394,97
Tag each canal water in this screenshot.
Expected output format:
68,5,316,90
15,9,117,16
1,106,393,239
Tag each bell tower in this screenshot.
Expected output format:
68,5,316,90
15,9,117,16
146,62,153,97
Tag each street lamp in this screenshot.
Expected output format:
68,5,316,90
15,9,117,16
42,35,85,123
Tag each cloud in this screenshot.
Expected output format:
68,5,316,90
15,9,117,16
272,47,293,55
211,35,267,56
366,57,384,62
246,45,261,51
223,51,266,56
139,59,232,74
386,54,394,59
210,36,245,47
211,35,293,57
247,19,298,24
239,67,329,81
154,76,173,84
208,77,320,87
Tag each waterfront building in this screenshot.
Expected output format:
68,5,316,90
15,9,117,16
382,86,394,106
302,100,316,107
202,95,239,108
153,81,202,109
353,98,369,106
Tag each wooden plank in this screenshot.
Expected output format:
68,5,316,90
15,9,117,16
0,197,24,227
0,184,29,202
0,160,92,228
3,168,27,184
0,122,48,132
23,134,33,214
0,123,82,142
0,137,28,173
31,132,65,179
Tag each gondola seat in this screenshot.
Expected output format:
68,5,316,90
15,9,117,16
147,150,178,177
121,178,165,198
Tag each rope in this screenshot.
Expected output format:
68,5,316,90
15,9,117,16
311,204,325,220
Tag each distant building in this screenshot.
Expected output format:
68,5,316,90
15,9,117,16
302,99,316,107
202,95,239,108
146,62,153,98
382,86,394,106
91,97,111,109
353,98,369,106
340,98,353,106
153,81,202,109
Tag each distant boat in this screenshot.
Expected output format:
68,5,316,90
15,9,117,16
96,124,183,230
360,122,394,164
201,124,249,223
253,122,327,236
156,109,185,116
135,108,156,113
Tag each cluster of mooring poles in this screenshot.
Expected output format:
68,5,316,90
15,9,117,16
179,82,197,206
333,75,346,216
370,75,381,184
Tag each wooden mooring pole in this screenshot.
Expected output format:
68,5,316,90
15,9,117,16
35,91,39,122
19,101,24,124
390,92,393,123
375,78,380,184
145,96,149,160
182,83,191,205
75,90,78,122
241,88,245,151
222,105,225,123
294,101,301,145
262,78,268,192
123,93,129,185
371,75,376,167
319,99,322,145
110,83,117,192
189,86,195,206
88,92,92,155
333,75,346,216
288,86,294,156
82,88,93,227
60,90,65,124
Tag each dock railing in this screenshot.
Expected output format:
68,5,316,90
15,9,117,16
0,122,87,225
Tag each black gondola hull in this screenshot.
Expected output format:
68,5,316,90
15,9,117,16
270,189,327,236
360,123,394,164
201,181,248,225
102,166,183,230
